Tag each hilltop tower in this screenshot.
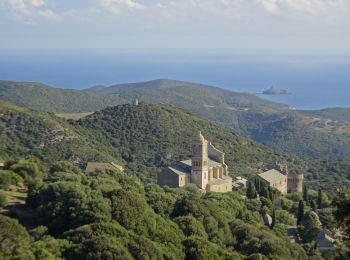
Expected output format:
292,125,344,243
191,131,209,190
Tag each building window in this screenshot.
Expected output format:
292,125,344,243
204,172,206,179
203,160,207,166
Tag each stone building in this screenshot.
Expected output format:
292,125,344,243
158,131,232,193
257,166,304,194
258,169,288,194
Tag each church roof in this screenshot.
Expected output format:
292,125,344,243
167,166,188,176
180,159,222,168
258,169,286,184
166,158,223,176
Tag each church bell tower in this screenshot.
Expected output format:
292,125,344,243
191,131,209,190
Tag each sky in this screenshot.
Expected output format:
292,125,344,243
0,0,350,50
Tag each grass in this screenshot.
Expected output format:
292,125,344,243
56,112,94,120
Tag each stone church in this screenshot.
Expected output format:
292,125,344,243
158,131,232,193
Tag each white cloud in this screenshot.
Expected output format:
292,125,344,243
3,0,60,23
31,0,44,7
256,0,279,13
100,0,143,14
1,0,350,49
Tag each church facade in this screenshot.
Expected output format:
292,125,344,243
158,131,232,193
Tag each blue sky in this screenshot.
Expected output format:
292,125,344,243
0,0,350,50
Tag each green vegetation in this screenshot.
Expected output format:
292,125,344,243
0,80,126,113
0,215,34,259
2,79,350,161
0,100,120,165
1,158,313,259
73,103,295,182
1,100,349,191
333,189,350,247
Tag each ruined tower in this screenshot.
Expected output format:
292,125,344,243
191,131,209,190
287,171,304,193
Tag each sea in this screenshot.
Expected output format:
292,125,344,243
1,49,349,110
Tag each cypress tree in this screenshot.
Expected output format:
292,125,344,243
271,208,276,229
268,186,274,201
310,200,317,212
303,185,309,205
260,185,269,199
297,200,305,225
246,181,257,199
317,189,323,209
256,178,261,194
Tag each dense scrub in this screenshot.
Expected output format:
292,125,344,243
0,159,309,259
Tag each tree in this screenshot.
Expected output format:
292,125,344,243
7,157,46,181
109,189,148,229
310,200,317,212
317,189,323,209
297,200,305,225
66,235,133,260
268,187,274,201
303,185,309,205
0,215,34,259
0,192,7,207
37,182,111,234
299,212,321,243
333,188,350,246
246,181,257,199
0,171,11,190
128,235,164,260
271,209,276,229
260,183,270,199
174,216,208,238
183,236,221,260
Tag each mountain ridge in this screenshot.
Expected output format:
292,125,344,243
1,79,350,160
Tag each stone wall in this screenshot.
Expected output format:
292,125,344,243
158,168,182,188
206,178,232,193
208,142,224,164
287,174,304,193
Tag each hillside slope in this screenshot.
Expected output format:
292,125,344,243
74,103,299,179
0,100,120,164
1,100,349,190
0,80,126,112
2,79,350,160
73,103,350,190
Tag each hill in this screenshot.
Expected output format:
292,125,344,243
1,79,350,161
1,100,349,190
0,80,126,113
73,103,295,181
0,100,120,165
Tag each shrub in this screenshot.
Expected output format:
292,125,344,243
37,182,111,234
0,192,7,207
109,189,148,229
174,215,208,238
0,215,34,259
0,171,11,190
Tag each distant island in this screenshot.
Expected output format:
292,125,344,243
263,86,288,95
